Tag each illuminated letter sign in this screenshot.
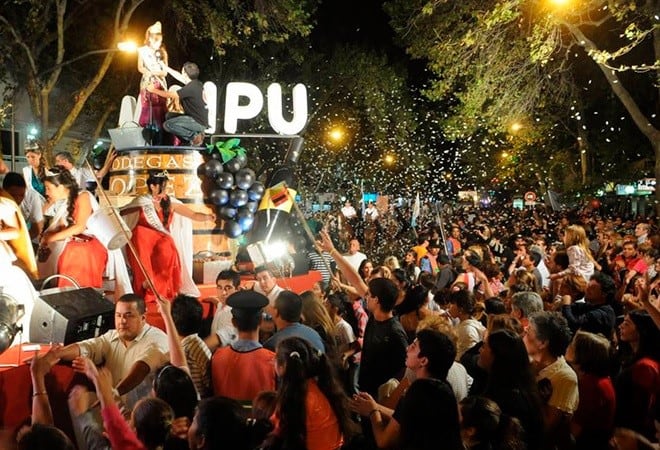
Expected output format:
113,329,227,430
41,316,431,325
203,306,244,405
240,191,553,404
223,82,264,134
267,83,308,135
223,82,308,135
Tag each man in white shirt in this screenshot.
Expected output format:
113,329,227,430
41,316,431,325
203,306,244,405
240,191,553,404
343,238,367,272
53,149,116,190
205,269,241,351
364,201,379,220
54,294,169,408
253,265,284,339
341,200,357,219
54,151,97,189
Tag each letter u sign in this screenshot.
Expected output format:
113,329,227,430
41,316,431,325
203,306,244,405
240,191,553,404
223,82,308,135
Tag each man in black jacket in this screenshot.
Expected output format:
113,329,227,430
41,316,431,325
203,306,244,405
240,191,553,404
560,271,617,340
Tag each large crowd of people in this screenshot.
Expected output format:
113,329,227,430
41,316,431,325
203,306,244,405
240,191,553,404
3,177,659,450
1,51,659,446
2,19,657,447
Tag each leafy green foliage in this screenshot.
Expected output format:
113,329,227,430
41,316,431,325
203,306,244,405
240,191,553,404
384,0,658,201
167,0,319,56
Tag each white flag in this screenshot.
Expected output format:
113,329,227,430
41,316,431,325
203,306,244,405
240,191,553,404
411,192,420,227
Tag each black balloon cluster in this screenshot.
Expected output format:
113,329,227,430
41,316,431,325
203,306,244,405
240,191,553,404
202,140,265,238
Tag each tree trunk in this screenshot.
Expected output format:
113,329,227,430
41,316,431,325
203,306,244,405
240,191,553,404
655,141,660,217
565,21,660,213
578,127,589,185
40,89,51,158
91,104,117,140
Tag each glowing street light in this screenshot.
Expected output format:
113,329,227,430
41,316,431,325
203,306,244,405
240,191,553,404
510,122,523,133
384,154,395,165
549,0,570,5
328,127,345,143
117,41,138,52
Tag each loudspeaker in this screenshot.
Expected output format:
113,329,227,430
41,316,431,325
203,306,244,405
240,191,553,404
30,287,115,344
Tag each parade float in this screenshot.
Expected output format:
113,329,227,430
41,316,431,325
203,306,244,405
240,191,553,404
104,80,321,297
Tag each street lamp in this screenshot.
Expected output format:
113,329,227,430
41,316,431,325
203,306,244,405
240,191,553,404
328,126,346,144
384,154,395,166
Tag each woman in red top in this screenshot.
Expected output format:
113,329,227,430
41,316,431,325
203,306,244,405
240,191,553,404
268,336,356,450
566,330,616,449
615,309,660,441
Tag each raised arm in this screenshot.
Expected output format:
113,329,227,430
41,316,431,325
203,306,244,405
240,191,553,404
637,278,660,329
29,345,62,426
317,230,368,297
156,295,189,372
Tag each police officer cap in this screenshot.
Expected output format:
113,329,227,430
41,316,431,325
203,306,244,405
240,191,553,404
226,290,269,319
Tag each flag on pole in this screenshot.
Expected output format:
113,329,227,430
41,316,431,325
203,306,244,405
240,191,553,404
411,192,420,228
360,179,365,217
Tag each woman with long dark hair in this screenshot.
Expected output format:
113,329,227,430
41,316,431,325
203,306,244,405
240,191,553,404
189,396,273,450
38,167,107,287
459,396,526,450
402,249,421,284
267,336,355,450
121,170,214,302
478,329,544,450
358,259,374,281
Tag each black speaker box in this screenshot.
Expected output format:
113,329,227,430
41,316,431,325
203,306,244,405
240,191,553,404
30,287,115,344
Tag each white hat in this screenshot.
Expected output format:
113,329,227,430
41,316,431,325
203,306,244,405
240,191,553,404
147,21,162,35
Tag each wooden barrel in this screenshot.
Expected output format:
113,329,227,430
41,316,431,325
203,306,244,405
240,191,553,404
108,146,230,255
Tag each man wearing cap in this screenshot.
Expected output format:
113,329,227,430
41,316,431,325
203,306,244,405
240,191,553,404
341,200,357,220
211,290,277,403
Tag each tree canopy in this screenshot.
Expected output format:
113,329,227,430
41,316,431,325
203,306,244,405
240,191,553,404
0,0,319,156
384,0,658,203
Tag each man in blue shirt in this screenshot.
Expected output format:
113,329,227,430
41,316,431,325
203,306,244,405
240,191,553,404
263,290,326,353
